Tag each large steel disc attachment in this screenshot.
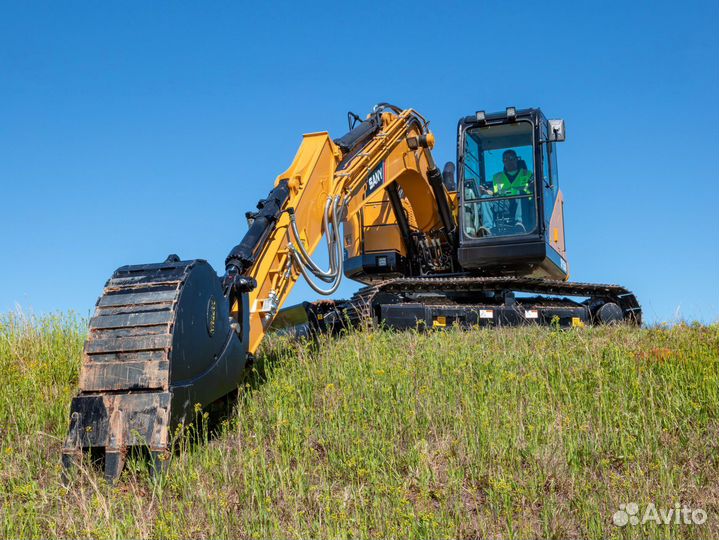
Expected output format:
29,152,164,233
62,256,249,482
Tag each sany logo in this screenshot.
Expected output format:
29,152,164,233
366,162,385,196
613,502,707,527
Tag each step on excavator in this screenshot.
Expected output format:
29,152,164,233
63,104,641,481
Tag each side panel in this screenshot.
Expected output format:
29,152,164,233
357,198,406,254
548,190,567,260
343,195,408,282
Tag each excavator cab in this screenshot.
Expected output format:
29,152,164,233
457,107,568,279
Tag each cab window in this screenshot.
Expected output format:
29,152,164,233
463,121,537,239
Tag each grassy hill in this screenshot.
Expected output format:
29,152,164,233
1,313,717,539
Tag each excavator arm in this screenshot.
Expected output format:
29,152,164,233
62,104,455,481
225,105,454,355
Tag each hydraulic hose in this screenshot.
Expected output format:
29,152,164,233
288,195,345,295
289,198,338,281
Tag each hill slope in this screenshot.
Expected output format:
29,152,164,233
1,313,717,539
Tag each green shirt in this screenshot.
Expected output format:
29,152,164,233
492,169,533,196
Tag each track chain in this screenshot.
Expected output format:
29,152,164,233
346,275,642,324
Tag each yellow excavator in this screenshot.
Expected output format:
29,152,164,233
62,104,641,481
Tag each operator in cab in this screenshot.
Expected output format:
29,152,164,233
487,149,534,231
493,149,533,200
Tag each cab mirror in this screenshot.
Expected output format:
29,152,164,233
548,119,566,142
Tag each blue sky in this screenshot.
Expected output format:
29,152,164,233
1,0,717,324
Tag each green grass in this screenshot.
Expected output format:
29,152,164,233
1,312,717,539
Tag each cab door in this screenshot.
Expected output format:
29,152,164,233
541,129,568,273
